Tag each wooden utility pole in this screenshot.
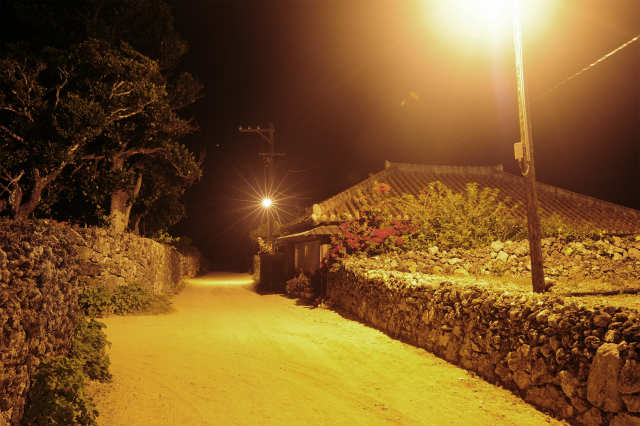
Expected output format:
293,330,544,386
238,123,285,241
512,2,546,293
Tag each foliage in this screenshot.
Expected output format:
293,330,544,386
22,357,97,426
78,286,113,317
541,213,603,241
285,271,313,300
78,282,171,316
0,0,204,235
22,316,111,426
325,181,525,265
325,181,604,267
69,317,112,382
111,282,153,314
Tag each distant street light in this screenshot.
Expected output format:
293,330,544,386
260,197,274,242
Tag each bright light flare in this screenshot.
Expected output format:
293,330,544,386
428,0,553,45
261,197,273,208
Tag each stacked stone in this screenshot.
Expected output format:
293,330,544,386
0,220,82,425
75,227,202,295
0,219,202,425
356,236,640,287
327,264,640,426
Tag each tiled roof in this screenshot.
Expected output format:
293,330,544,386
307,161,640,235
277,225,340,242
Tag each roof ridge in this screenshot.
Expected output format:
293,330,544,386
385,161,504,175
312,167,391,223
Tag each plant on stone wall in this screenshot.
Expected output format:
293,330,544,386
22,316,111,426
78,282,170,316
69,317,111,382
111,282,153,314
78,286,113,317
541,213,603,241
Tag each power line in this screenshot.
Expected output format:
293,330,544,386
539,33,639,99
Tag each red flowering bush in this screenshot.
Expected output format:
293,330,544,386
324,180,527,267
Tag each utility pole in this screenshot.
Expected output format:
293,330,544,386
512,1,546,293
238,123,286,241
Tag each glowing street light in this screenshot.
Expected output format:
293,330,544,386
434,0,547,292
260,196,274,242
261,197,273,209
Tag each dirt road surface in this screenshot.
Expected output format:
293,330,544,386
88,272,565,426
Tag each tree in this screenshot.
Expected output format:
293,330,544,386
0,46,104,219
0,0,204,233
68,39,202,233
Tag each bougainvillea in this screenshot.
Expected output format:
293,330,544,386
324,180,527,267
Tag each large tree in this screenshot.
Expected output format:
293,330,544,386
0,46,103,219
0,0,204,233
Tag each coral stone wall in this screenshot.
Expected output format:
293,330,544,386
0,219,202,425
76,226,201,295
372,236,640,285
327,262,640,426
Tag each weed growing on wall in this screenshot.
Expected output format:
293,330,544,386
22,317,111,426
78,282,172,316
78,286,112,317
69,317,112,382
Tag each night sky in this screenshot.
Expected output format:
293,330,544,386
169,1,640,269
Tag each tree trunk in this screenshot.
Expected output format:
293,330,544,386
109,172,142,233
14,169,59,220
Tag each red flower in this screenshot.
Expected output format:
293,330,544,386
374,182,392,193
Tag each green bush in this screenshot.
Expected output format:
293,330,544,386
326,181,604,266
22,357,98,426
78,282,167,316
69,317,111,382
22,317,111,426
111,282,152,314
327,181,526,264
78,285,112,317
541,213,602,241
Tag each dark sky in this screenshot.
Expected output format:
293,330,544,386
170,1,640,269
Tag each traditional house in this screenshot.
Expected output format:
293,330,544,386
276,161,640,281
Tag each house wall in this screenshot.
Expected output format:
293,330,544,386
294,240,321,275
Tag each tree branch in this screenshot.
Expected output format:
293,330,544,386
0,124,25,143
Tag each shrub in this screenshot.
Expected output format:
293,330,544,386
325,180,602,266
78,285,112,317
22,317,110,426
78,282,166,316
285,272,314,301
325,181,525,265
69,317,111,382
111,282,152,314
541,213,602,241
22,357,98,426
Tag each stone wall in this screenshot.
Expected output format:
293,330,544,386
0,219,202,425
357,236,640,292
327,261,640,426
76,226,201,295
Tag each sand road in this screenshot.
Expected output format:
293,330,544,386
88,272,564,426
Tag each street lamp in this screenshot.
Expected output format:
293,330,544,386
260,197,274,242
435,0,547,292
511,0,546,293
261,197,273,209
